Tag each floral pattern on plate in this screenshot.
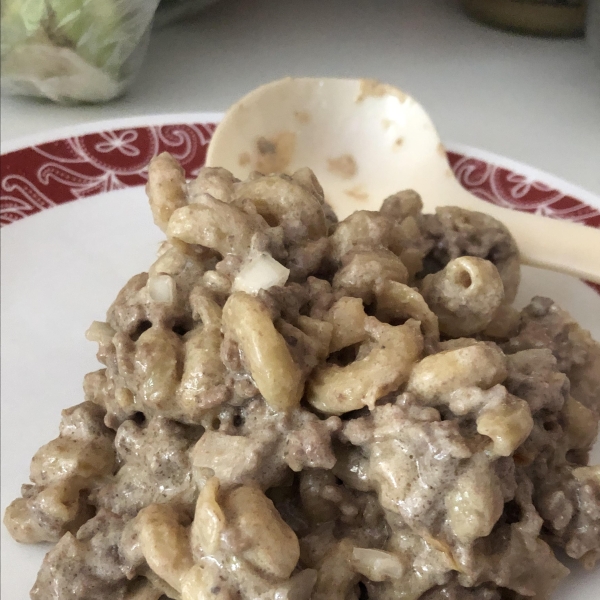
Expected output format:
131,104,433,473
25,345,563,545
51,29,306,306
1,122,598,295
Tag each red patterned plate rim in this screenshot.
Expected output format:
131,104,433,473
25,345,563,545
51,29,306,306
1,113,599,297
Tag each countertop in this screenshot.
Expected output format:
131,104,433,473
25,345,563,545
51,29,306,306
1,0,599,194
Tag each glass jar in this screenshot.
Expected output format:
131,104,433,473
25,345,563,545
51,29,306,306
461,0,586,37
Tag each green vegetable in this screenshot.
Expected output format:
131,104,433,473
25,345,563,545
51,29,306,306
1,0,47,57
0,0,158,102
48,0,122,70
2,0,121,70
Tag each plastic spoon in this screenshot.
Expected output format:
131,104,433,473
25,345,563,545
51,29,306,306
206,77,600,283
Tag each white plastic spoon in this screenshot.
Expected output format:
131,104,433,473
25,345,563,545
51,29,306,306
206,77,600,283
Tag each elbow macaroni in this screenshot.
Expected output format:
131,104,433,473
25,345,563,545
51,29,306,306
147,153,188,232
233,173,327,242
136,503,194,593
223,292,305,411
325,296,368,353
476,396,534,457
167,194,266,257
421,257,504,337
333,249,409,303
407,342,508,407
308,319,423,415
132,479,302,599
375,280,439,347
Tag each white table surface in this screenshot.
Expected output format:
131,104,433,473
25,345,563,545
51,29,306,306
1,0,599,195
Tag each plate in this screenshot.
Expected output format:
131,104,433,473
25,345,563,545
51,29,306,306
1,114,599,598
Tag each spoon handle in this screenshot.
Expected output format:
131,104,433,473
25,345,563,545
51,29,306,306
448,184,600,284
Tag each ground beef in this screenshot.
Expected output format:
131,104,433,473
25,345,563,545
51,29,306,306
91,417,199,516
504,297,600,415
30,511,129,600
419,579,502,600
422,206,521,302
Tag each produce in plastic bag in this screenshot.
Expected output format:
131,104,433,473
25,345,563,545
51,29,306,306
155,0,221,28
1,0,160,103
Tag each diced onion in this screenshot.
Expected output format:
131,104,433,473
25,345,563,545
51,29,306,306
85,321,115,344
352,547,404,582
148,274,175,304
232,253,290,295
278,568,318,600
573,465,600,484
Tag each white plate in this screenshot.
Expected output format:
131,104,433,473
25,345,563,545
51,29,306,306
1,113,599,599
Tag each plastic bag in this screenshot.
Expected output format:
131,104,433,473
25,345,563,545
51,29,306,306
0,0,220,104
155,0,221,28
1,0,161,103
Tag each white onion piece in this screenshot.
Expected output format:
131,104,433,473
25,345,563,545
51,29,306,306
233,252,290,295
351,547,404,582
274,569,318,600
148,274,176,304
85,321,115,344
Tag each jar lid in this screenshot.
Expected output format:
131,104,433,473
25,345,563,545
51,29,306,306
461,0,586,37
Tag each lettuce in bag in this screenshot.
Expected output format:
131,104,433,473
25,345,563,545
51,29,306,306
0,0,160,102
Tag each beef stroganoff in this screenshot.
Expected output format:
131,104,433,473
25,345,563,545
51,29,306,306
4,154,600,600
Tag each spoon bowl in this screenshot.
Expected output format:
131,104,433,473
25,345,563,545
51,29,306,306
206,77,600,283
